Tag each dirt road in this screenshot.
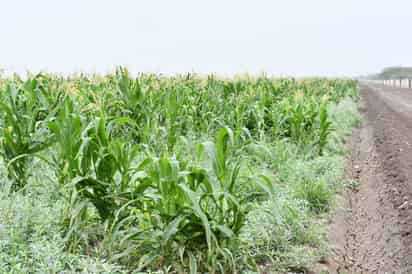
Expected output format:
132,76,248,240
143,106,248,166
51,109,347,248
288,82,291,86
321,83,412,273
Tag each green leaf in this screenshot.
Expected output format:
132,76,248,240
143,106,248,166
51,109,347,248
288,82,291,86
189,252,197,274
162,216,184,245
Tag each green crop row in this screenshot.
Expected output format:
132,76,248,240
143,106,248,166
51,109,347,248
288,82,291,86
0,69,359,273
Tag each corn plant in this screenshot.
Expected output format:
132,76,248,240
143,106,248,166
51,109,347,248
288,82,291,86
315,96,332,156
0,76,62,189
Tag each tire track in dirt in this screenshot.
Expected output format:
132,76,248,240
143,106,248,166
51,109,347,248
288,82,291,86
314,83,412,273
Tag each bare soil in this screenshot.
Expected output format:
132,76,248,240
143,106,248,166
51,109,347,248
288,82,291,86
314,83,412,273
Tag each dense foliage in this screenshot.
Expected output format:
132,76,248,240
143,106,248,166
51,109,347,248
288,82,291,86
0,70,359,273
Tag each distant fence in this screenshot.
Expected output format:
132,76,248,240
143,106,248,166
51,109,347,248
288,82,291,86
380,79,412,88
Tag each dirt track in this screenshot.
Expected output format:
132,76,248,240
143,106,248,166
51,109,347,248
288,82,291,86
320,83,412,273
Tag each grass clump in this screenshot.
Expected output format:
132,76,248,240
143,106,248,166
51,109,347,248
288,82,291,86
0,179,124,273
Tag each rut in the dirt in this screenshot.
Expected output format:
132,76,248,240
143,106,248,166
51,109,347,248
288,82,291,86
316,84,412,273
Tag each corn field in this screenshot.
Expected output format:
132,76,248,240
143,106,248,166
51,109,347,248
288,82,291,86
0,69,358,273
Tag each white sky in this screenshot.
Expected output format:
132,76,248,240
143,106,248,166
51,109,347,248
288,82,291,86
1,0,411,76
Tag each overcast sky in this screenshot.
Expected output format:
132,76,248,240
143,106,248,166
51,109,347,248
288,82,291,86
1,0,411,76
